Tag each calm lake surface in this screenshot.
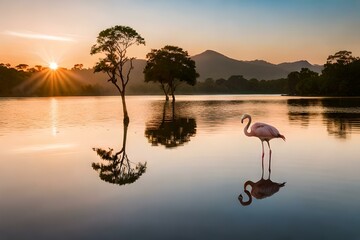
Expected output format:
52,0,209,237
1,95,360,239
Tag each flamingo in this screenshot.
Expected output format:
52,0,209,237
241,114,285,160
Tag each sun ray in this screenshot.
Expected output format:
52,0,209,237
15,65,85,97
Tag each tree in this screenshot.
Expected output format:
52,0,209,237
322,50,360,95
0,65,30,96
144,45,199,101
326,50,357,65
90,25,145,123
34,65,44,72
295,69,320,95
225,75,249,92
287,71,300,95
15,64,29,71
0,63,11,68
287,68,319,95
72,63,83,70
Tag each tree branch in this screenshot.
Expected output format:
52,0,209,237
125,58,134,86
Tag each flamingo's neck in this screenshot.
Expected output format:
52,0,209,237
239,190,252,206
243,116,253,137
244,180,254,189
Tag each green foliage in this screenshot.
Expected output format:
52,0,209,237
15,64,29,71
72,64,83,70
286,50,360,96
0,66,103,97
326,50,356,65
90,26,145,56
144,45,199,101
90,25,145,121
2,50,360,97
0,65,30,96
90,25,145,93
321,51,360,96
175,75,286,94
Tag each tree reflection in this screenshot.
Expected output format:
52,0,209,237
321,98,360,139
287,97,360,139
92,122,147,185
287,98,321,127
238,154,285,206
323,112,360,139
145,101,196,148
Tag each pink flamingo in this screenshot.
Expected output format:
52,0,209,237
241,114,285,160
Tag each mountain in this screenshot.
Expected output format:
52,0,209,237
191,50,323,81
71,50,324,91
277,60,323,73
70,59,147,94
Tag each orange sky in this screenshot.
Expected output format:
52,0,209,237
1,0,360,69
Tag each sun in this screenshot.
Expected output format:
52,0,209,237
49,62,58,70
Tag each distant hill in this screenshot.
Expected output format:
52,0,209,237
277,60,323,73
0,50,327,97
55,50,324,93
191,50,323,81
71,59,155,95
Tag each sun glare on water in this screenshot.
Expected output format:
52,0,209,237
49,62,58,70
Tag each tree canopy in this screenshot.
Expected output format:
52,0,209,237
286,50,360,96
2,50,360,97
144,45,199,101
90,25,145,122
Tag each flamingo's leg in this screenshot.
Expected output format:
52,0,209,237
266,140,272,156
266,141,272,174
261,141,265,178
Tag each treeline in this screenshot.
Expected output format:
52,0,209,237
176,50,360,96
0,64,101,97
1,50,360,97
179,51,360,96
175,76,287,94
0,64,31,96
287,51,360,96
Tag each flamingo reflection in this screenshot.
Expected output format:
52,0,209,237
238,154,285,206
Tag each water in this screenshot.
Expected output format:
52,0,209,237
0,95,360,239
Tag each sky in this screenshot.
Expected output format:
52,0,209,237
1,0,360,68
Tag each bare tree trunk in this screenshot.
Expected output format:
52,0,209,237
113,81,129,124
171,100,175,120
160,82,169,101
121,92,129,125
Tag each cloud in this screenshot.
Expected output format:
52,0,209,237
3,31,76,42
